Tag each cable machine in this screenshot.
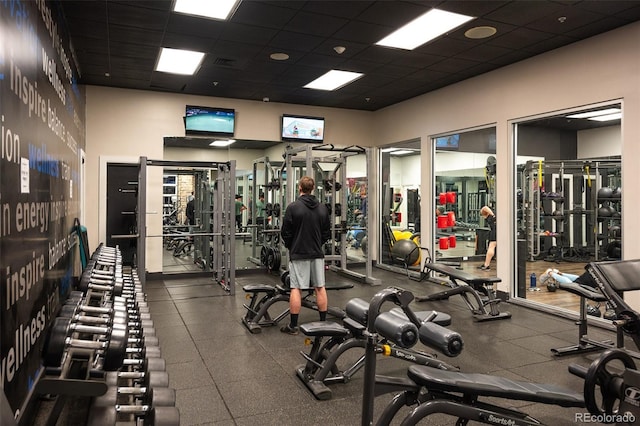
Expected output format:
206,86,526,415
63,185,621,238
520,158,621,262
137,158,237,294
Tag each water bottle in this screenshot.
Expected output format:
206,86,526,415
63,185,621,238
530,272,537,288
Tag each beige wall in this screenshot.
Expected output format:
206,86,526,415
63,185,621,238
85,22,640,307
372,21,640,305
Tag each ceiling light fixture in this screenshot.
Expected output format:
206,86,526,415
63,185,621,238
464,26,497,39
173,0,240,20
210,139,236,147
566,108,621,119
390,149,416,156
381,147,398,153
333,46,346,54
376,8,475,50
304,70,363,91
588,112,622,122
270,52,289,61
156,47,205,75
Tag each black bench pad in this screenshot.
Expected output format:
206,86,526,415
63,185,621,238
406,366,584,408
557,282,608,302
300,321,350,337
425,263,501,285
588,259,640,293
243,284,278,294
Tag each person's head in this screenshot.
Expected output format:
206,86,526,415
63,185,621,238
236,194,242,200
259,193,264,201
298,176,315,195
188,194,194,202
435,206,444,216
480,206,494,218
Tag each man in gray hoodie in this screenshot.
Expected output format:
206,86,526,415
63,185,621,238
280,176,331,335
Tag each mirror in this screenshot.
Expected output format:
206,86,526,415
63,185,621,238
379,139,422,270
433,128,497,264
514,102,622,316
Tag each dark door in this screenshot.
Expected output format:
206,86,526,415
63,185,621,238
106,163,139,266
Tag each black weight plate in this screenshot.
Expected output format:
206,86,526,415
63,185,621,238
272,249,281,271
266,248,275,271
86,404,117,426
260,245,268,266
148,406,181,426
146,357,166,372
280,270,290,287
103,326,128,371
42,317,71,367
146,371,170,388
273,203,281,217
150,387,176,407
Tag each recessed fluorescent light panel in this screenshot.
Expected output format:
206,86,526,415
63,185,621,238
390,150,416,156
566,108,621,119
209,139,236,147
173,0,240,20
304,70,364,91
377,8,475,50
588,113,622,122
156,48,205,75
381,147,398,153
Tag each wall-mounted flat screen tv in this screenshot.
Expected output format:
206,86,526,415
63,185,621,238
281,114,324,142
435,134,459,150
185,105,235,137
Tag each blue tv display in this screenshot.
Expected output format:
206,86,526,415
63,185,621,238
435,134,460,149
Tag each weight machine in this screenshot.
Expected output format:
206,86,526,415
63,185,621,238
520,158,621,262
283,144,380,285
138,158,237,294
248,156,286,271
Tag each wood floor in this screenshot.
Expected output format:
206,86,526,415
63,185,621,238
523,260,591,314
455,259,592,314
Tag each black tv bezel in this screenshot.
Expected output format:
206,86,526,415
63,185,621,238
184,105,236,137
280,114,325,143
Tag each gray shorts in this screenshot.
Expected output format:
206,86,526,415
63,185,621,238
288,259,326,290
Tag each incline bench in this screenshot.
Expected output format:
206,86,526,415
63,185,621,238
415,262,511,322
241,282,353,334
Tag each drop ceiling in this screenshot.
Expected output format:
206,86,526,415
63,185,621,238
58,1,640,112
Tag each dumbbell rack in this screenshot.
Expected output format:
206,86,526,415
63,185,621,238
34,245,179,426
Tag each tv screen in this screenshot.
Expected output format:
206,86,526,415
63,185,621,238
435,134,459,150
281,114,324,142
185,105,235,137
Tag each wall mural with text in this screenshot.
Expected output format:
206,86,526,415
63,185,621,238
0,0,85,415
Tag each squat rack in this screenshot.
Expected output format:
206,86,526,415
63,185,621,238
283,144,380,285
137,157,237,294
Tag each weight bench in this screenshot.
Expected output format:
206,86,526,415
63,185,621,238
375,365,584,425
415,262,511,322
582,259,640,358
551,281,616,356
241,282,353,334
296,297,461,400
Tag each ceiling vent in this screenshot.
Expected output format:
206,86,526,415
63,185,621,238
214,57,236,67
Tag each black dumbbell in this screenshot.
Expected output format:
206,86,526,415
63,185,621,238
122,355,166,373
88,404,180,426
43,317,128,370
